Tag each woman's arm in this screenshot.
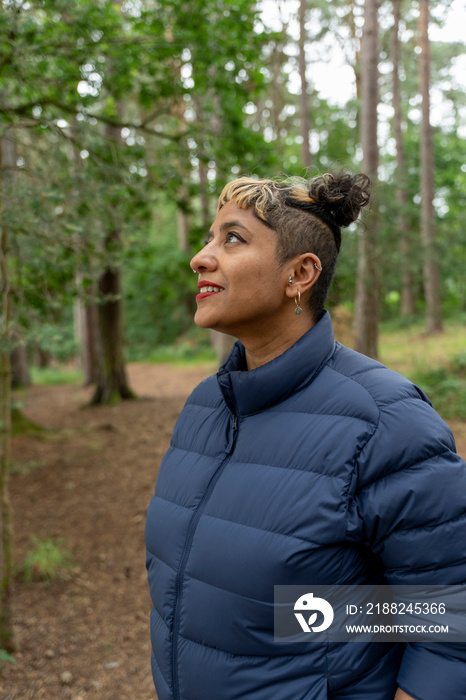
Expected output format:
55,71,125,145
395,690,415,700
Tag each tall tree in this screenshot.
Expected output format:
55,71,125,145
92,232,134,404
354,0,380,358
90,0,133,404
391,0,416,317
0,129,15,653
419,0,442,333
298,0,312,169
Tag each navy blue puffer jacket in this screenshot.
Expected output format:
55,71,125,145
145,312,466,700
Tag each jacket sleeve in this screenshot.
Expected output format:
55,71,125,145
353,384,466,700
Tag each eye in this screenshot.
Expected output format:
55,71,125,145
225,232,244,244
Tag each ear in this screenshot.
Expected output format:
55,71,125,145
284,253,322,299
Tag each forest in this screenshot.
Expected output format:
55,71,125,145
0,0,465,696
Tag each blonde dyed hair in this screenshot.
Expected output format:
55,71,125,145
218,176,313,222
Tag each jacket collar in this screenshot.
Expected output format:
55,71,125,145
217,310,336,416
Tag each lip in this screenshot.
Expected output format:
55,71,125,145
196,280,225,301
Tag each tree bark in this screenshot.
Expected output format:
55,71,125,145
35,345,52,369
75,298,99,386
392,0,416,317
70,117,99,386
89,42,135,405
0,131,15,653
10,330,31,389
419,0,442,333
177,209,190,253
89,0,134,404
299,0,312,169
354,0,380,359
91,231,134,405
271,40,284,141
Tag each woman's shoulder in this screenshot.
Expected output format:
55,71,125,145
184,372,223,410
328,342,431,409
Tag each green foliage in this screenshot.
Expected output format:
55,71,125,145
379,316,466,375
28,321,79,365
30,367,82,386
413,353,466,420
11,459,47,476
2,0,278,365
147,343,216,365
123,240,194,357
1,0,465,365
21,537,74,584
0,649,16,665
11,407,45,438
145,326,216,364
379,319,466,419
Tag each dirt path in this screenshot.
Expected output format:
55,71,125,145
3,364,212,700
2,363,466,699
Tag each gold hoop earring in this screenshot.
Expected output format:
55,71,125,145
294,291,302,315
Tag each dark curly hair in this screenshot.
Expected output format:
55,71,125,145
218,172,371,320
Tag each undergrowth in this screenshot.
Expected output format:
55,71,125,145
412,351,466,420
30,367,82,385
21,537,74,584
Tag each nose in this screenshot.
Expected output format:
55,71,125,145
190,243,218,273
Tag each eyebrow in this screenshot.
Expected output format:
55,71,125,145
219,219,249,232
207,219,250,241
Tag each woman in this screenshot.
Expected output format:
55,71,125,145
145,172,466,700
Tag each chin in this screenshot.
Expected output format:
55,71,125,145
194,313,230,336
194,311,216,329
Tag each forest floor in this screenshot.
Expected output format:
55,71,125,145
2,362,466,700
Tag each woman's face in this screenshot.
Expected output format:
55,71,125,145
190,200,293,340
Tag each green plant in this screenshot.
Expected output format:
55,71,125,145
11,459,47,476
412,354,466,420
21,537,74,584
0,649,16,664
30,366,82,386
146,342,217,365
451,351,466,375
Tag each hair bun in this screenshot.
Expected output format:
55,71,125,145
307,172,371,227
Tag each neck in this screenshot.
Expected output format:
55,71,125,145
241,315,315,370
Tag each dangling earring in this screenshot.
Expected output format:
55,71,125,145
294,291,302,315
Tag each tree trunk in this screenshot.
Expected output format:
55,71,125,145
419,0,442,333
91,231,134,404
299,0,312,169
70,118,99,386
35,345,52,369
271,41,283,141
177,209,189,253
10,328,31,388
392,0,416,317
354,0,380,359
75,299,99,386
0,131,15,653
91,87,134,404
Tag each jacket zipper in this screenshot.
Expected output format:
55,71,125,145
171,413,238,699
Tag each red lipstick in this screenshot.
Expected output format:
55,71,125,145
196,280,225,301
